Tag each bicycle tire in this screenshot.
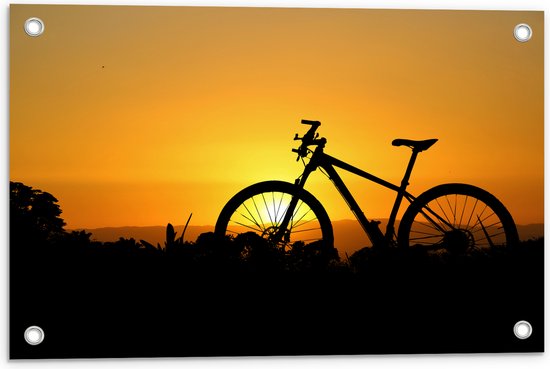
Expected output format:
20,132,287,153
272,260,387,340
215,181,334,252
398,183,519,253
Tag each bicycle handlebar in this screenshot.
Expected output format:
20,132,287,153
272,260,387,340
293,120,326,161
301,119,321,126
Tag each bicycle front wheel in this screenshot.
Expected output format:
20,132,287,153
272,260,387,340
398,184,519,254
215,181,334,252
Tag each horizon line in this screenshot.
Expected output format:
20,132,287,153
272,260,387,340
67,218,545,230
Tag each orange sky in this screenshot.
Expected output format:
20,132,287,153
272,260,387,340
10,5,543,228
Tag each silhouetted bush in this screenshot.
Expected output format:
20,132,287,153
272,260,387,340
10,181,66,246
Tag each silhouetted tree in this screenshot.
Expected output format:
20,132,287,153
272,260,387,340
10,181,66,244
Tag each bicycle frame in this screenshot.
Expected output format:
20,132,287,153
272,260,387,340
282,143,421,247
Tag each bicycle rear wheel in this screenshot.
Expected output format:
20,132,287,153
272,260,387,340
215,181,334,253
398,184,519,254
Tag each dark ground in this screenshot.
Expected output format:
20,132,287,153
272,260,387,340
10,233,544,359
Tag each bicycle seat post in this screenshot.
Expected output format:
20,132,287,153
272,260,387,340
385,149,420,244
401,150,419,191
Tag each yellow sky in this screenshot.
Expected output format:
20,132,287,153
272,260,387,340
10,5,543,228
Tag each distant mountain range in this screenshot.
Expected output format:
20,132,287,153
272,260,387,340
74,220,544,258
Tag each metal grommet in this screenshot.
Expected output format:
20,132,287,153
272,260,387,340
514,23,532,42
513,320,532,339
24,17,45,37
24,326,45,345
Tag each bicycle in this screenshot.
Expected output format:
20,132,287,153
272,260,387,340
215,120,519,255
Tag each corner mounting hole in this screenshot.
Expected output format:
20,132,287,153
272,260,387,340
24,326,45,345
514,23,532,42
514,320,532,339
24,17,45,37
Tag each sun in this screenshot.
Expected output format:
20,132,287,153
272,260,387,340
224,190,322,244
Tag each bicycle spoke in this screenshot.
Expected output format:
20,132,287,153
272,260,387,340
260,192,274,227
470,220,502,233
446,194,457,227
291,227,322,233
243,203,262,229
465,198,479,231
436,198,452,226
474,231,505,244
237,207,264,232
291,207,313,230
458,195,468,227
409,234,444,241
467,206,490,233
416,208,449,232
220,187,326,248
452,194,457,227
475,204,489,225
271,192,279,225
412,219,445,234
277,202,291,227
401,185,516,251
477,213,495,248
291,200,305,222
296,238,325,243
474,230,505,239
292,216,319,230
277,193,289,224
236,210,257,226
410,229,442,236
412,194,486,248
478,211,497,226
231,220,264,233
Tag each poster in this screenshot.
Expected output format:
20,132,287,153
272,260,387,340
9,3,544,359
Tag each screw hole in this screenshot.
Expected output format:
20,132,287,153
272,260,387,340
24,326,45,345
24,17,45,37
514,320,532,339
514,23,532,42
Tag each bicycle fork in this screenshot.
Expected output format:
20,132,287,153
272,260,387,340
271,165,316,246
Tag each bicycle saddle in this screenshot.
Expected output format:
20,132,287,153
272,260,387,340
392,138,438,152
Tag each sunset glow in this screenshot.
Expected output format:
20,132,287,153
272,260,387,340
10,5,543,229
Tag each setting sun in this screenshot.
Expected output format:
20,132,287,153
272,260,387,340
220,187,324,245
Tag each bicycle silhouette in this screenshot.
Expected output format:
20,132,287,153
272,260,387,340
216,120,519,255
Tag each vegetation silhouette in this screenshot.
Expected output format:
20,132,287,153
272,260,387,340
10,181,66,245
9,181,543,359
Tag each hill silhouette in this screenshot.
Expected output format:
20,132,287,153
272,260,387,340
76,224,214,247
76,219,544,256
